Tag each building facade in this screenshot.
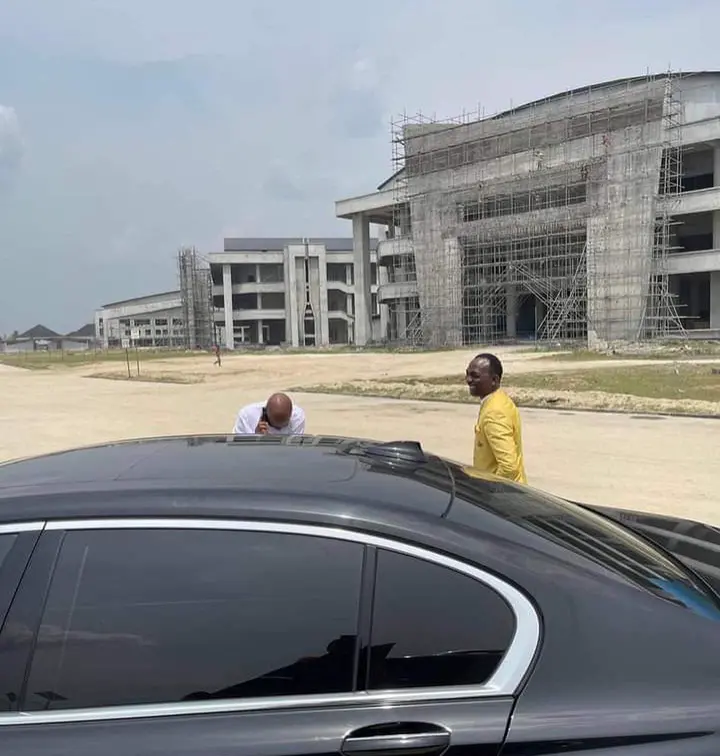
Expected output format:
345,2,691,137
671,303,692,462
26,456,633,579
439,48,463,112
336,71,720,347
209,238,381,348
94,291,185,349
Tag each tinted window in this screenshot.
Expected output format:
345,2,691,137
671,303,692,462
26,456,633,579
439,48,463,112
25,528,364,711
450,464,720,618
368,549,515,690
0,534,16,570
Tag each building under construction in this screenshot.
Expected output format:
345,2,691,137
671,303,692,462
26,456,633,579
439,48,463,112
336,71,720,348
177,246,215,349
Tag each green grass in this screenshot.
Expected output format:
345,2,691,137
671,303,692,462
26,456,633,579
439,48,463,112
0,348,203,370
87,371,204,385
533,341,720,362
507,363,720,402
294,362,720,406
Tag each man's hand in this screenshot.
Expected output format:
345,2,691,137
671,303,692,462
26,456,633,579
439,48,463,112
255,419,269,434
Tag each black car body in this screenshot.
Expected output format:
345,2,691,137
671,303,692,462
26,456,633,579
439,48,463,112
0,434,719,756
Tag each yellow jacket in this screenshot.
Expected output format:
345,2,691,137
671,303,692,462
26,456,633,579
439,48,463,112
473,390,527,484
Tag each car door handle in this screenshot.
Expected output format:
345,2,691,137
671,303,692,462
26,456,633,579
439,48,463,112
342,729,450,756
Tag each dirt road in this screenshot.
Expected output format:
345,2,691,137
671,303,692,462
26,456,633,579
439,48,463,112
1,348,718,524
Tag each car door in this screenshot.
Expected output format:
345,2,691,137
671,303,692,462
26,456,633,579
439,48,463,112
0,519,533,756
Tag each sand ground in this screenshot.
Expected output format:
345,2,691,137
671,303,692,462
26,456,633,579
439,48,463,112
1,347,718,524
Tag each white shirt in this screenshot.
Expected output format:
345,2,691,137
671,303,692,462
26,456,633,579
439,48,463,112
232,401,306,436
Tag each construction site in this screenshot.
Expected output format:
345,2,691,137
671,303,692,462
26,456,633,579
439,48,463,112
177,246,215,349
337,70,720,349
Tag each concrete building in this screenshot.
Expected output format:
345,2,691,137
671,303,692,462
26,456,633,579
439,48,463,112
209,238,381,348
336,71,720,347
94,291,185,349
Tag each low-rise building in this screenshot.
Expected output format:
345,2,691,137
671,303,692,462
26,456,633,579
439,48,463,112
208,238,381,348
94,291,185,349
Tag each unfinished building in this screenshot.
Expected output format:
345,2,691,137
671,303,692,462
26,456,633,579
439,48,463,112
336,71,720,347
178,246,215,349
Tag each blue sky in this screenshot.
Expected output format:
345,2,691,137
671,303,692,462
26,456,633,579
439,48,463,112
0,0,718,332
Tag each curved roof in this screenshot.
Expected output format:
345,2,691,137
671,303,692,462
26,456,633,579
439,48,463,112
405,71,720,138
495,71,719,117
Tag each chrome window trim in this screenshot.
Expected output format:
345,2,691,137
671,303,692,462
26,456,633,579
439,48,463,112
0,517,540,727
0,522,45,534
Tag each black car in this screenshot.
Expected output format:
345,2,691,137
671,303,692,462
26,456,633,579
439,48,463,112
0,434,719,756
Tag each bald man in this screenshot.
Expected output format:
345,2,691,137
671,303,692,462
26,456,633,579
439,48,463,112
232,392,306,436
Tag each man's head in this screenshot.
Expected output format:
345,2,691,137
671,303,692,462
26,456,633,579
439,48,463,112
466,353,503,399
264,392,293,429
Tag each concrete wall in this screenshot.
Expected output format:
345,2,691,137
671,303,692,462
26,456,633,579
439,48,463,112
586,123,663,345
397,73,720,346
711,270,720,329
211,243,379,348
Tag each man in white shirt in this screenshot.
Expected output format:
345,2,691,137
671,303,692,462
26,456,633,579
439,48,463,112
232,392,306,436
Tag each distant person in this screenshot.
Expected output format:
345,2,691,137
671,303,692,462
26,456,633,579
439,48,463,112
465,353,527,484
213,344,222,367
232,392,306,436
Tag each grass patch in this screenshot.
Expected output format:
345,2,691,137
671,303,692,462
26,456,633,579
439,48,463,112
292,362,720,416
534,341,720,362
0,349,204,371
508,363,720,402
87,371,204,385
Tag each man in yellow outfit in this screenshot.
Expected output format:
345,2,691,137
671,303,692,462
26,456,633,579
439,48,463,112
465,353,527,484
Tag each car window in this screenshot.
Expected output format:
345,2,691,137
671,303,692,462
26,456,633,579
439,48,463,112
368,549,515,690
0,534,16,571
449,464,720,619
24,528,364,712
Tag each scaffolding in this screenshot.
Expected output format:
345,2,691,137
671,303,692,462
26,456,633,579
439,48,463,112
177,246,215,349
386,72,687,348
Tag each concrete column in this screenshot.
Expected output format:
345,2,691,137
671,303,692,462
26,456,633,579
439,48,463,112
222,264,234,349
255,263,262,283
378,264,389,341
710,271,720,329
317,246,330,346
352,213,372,345
257,319,264,344
285,250,299,347
714,145,720,187
506,285,518,339
713,210,720,249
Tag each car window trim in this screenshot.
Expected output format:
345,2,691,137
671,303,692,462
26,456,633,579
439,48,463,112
0,523,45,534
0,517,540,727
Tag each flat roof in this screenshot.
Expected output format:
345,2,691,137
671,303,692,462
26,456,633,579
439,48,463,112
223,237,377,252
100,290,181,308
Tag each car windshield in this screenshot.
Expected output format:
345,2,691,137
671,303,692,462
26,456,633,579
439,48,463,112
448,463,720,620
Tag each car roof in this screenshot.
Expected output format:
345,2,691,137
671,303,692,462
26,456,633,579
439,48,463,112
0,435,458,522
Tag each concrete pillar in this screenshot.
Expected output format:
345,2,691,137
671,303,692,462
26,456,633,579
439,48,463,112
257,319,264,344
714,145,720,187
352,213,372,345
506,285,518,339
285,249,299,347
713,210,720,249
317,245,330,346
711,271,720,329
222,264,234,349
378,264,389,341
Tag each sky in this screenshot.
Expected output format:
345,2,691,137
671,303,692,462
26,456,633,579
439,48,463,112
0,0,719,333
